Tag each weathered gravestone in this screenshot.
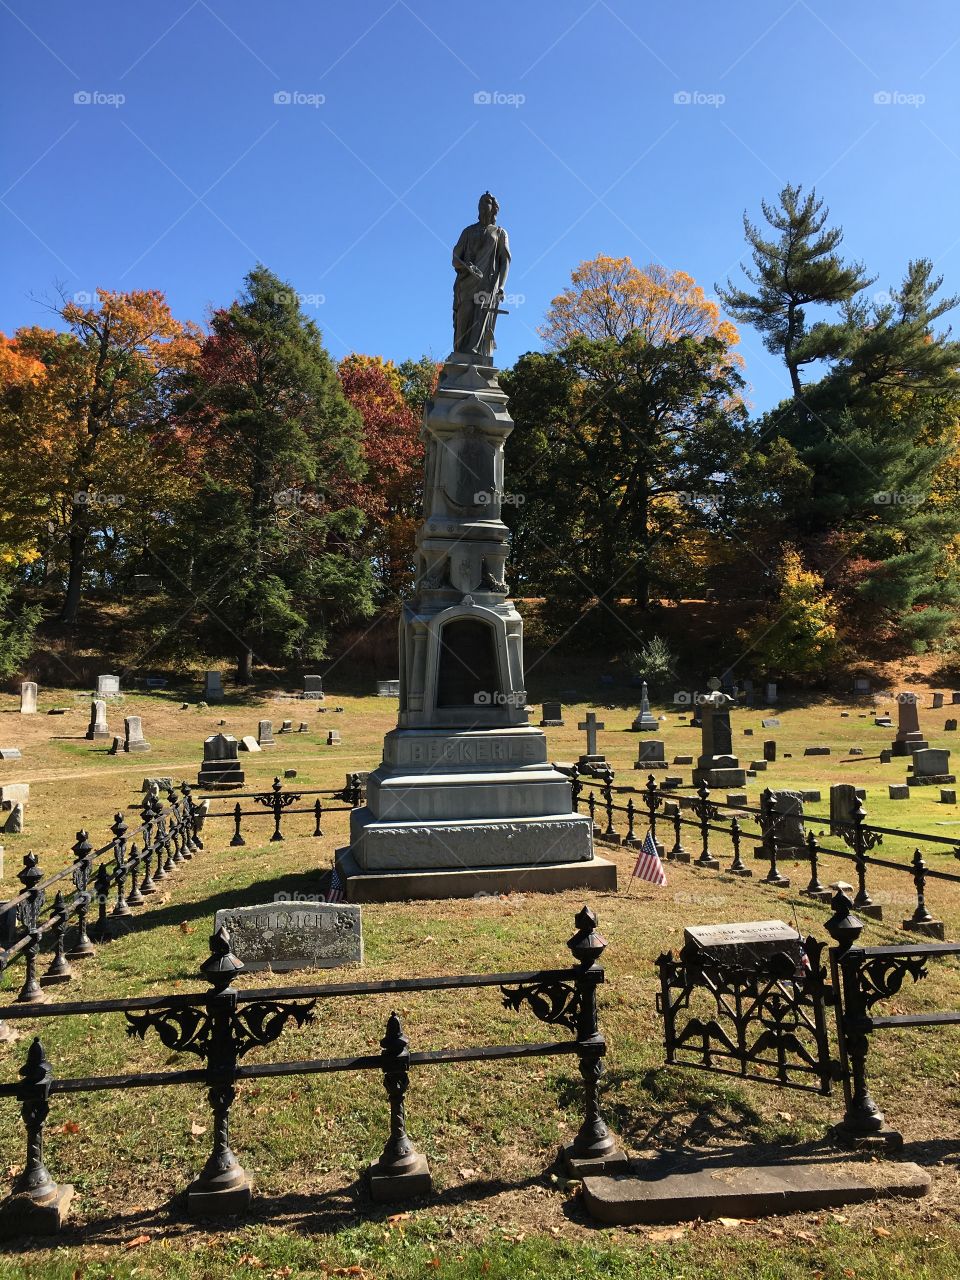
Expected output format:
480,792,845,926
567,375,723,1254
933,692,945,709
19,682,37,714
829,783,865,844
376,680,400,697
279,719,293,733
692,679,745,788
141,777,173,792
1,802,24,834
889,784,909,799
853,677,871,693
213,902,362,972
84,699,110,742
96,674,120,697
257,719,276,747
197,733,244,789
764,681,778,704
302,674,324,700
763,739,776,762
123,716,150,753
0,747,22,761
948,720,959,732
630,682,658,732
755,790,805,860
539,702,564,727
892,692,928,756
204,671,224,703
634,739,666,770
761,717,780,729
908,747,955,785
239,736,261,753
327,730,341,746
684,919,803,970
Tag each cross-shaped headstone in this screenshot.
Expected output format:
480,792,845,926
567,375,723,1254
578,711,605,757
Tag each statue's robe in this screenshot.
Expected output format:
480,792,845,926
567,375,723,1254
452,221,511,357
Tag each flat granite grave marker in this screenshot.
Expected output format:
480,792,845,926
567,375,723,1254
908,747,954,786
0,748,22,761
213,902,362,972
19,682,37,714
634,739,666,769
684,919,802,968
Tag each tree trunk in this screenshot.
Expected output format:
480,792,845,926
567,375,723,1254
236,644,254,685
58,524,86,624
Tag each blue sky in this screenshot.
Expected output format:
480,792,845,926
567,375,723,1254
2,0,960,412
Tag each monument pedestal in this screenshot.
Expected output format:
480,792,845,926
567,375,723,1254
341,346,607,901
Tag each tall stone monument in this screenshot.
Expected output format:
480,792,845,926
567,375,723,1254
692,678,746,787
338,196,609,901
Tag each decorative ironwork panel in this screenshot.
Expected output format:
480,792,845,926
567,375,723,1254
500,979,582,1033
656,938,835,1094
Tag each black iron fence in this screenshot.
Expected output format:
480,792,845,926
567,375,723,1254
571,766,960,939
656,887,960,1152
0,907,621,1234
0,785,204,1006
199,773,365,846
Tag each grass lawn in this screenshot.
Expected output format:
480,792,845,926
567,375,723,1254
1,683,959,1278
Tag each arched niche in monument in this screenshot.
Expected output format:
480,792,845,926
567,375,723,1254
436,616,500,708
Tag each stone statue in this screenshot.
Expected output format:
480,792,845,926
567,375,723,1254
452,192,511,359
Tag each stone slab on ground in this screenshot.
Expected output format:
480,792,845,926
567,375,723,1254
582,1159,931,1225
335,847,617,902
213,901,362,972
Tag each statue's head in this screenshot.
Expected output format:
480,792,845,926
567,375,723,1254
478,192,499,225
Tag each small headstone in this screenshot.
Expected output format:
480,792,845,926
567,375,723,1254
96,674,120,697
662,776,683,788
213,902,362,972
298,721,309,732
47,707,68,715
204,671,224,703
743,728,754,736
108,735,122,755
875,716,893,728
198,733,244,789
19,682,37,714
303,674,325,700
889,784,909,800
848,746,864,756
933,692,945,709
763,740,776,762
765,790,805,853
726,792,748,807
0,783,29,807
327,730,341,746
634,739,666,769
880,749,892,763
578,711,607,770
141,777,173,792
144,676,167,688
801,789,821,803
803,746,830,756
840,711,850,718
279,719,293,733
684,919,802,968
761,718,780,729
0,747,22,762
540,701,564,727
853,677,871,693
830,783,866,836
947,720,958,732
953,692,960,705
376,679,400,697
284,768,297,779
909,747,954,784
239,736,262,752
257,719,276,748
2,802,24,834
941,789,957,804
764,681,777,704
123,716,150,753
85,698,110,741
750,759,767,771
673,754,693,765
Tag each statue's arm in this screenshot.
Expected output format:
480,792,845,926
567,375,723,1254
452,229,471,272
497,229,511,292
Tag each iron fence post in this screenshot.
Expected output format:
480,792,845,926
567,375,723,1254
15,854,45,1004
562,907,628,1176
368,1012,432,1201
727,815,751,876
44,891,72,985
66,832,95,959
0,1038,73,1234
761,788,789,887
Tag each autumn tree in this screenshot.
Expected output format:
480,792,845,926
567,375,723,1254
338,354,431,599
541,255,740,349
2,292,201,623
175,265,374,683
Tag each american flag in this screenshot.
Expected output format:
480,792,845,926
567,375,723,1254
632,829,667,886
328,866,345,903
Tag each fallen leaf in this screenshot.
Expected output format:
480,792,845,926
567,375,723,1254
53,1121,81,1136
124,1235,151,1250
179,923,194,934
237,1257,262,1268
190,1121,207,1137
874,1226,892,1238
648,1227,685,1242
457,1166,478,1179
718,1217,743,1228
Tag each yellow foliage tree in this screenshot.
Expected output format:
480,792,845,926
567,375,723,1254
539,255,740,352
738,549,837,678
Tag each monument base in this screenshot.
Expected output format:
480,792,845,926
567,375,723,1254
0,1186,74,1237
368,1154,432,1202
335,847,617,903
892,738,929,756
692,767,747,788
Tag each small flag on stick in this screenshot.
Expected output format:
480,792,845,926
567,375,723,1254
631,829,667,886
328,866,345,902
